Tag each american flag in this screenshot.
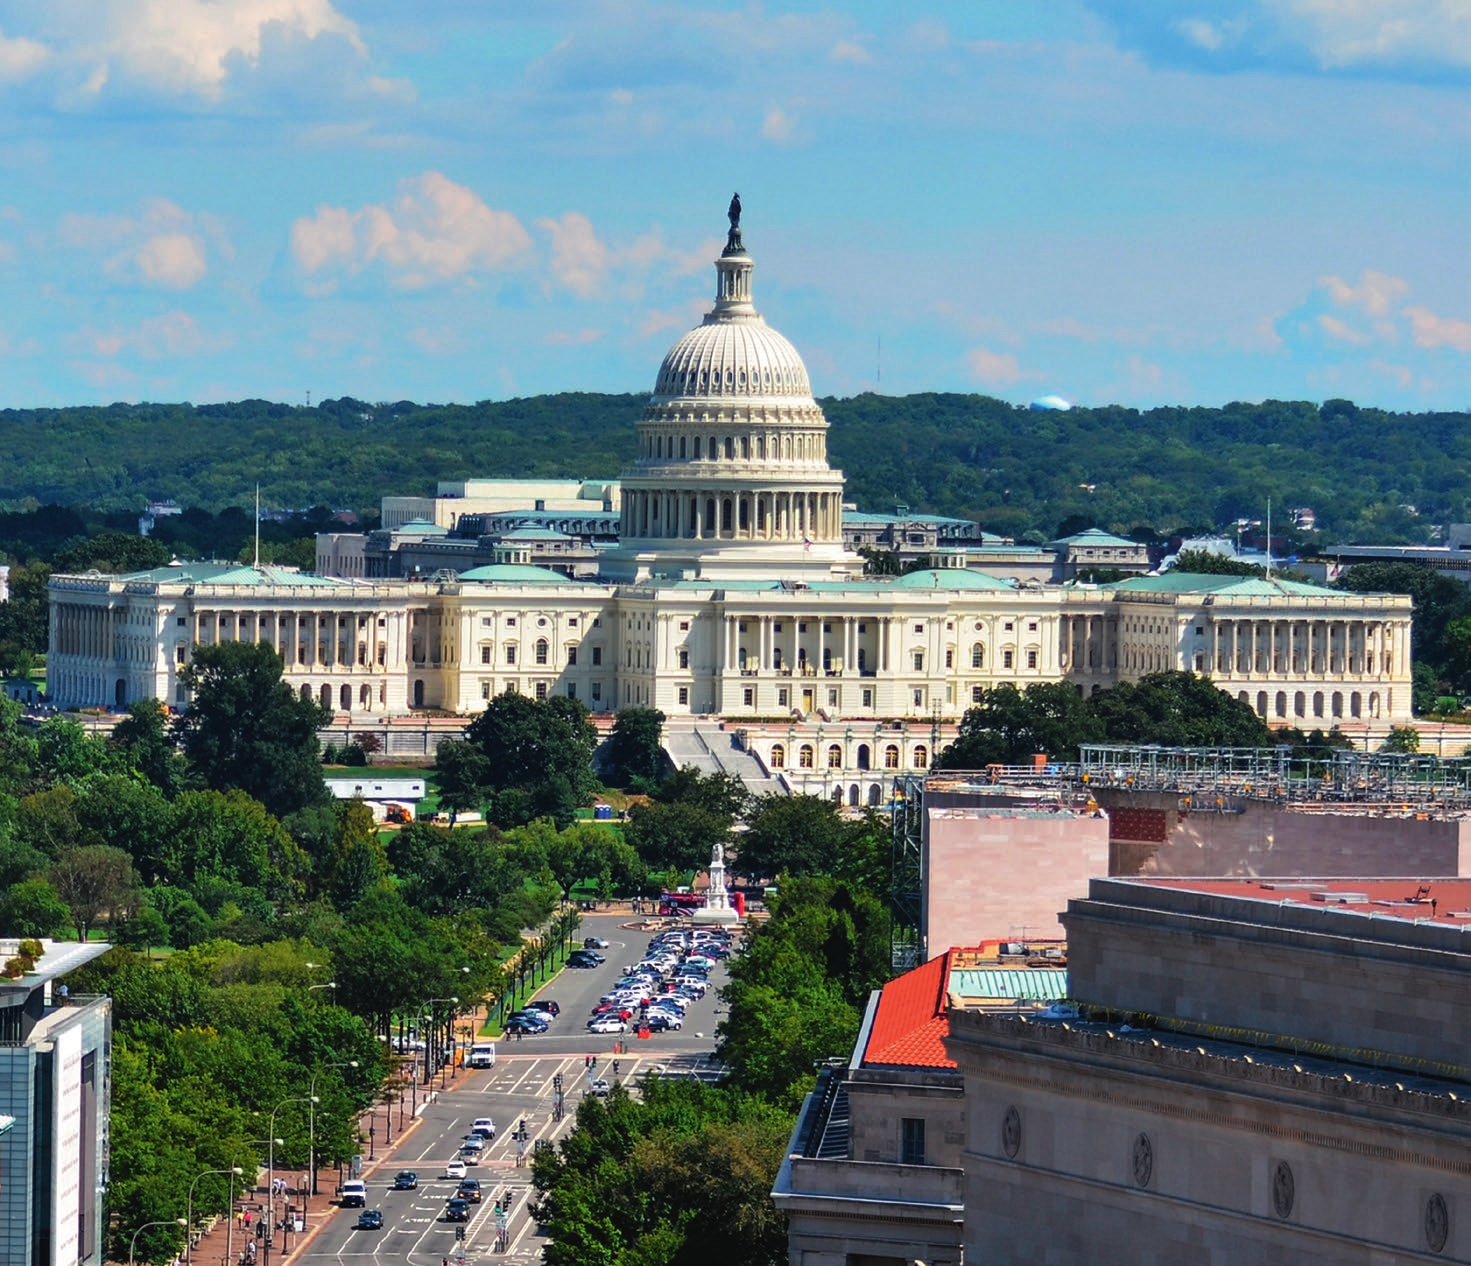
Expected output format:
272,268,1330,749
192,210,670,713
802,536,812,552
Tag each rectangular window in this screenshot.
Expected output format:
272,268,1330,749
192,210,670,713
592,646,602,666
569,617,579,628
481,617,493,626
823,622,832,633
1027,650,1038,669
828,688,838,706
972,685,983,702
913,689,924,707
778,688,789,707
567,647,577,666
799,622,808,633
945,649,953,668
535,681,548,701
743,688,754,706
862,689,873,707
679,649,689,668
175,645,187,663
858,622,867,633
677,686,689,705
505,645,517,664
567,683,577,699
591,682,602,702
912,651,924,671
1028,622,1038,632
679,620,690,631
1003,650,1014,669
593,617,601,627
774,622,783,633
913,623,923,633
480,681,491,699
739,621,748,632
176,617,186,627
506,617,517,627
901,1118,926,1166
1004,621,1014,631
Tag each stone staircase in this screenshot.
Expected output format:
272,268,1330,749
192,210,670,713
663,719,788,799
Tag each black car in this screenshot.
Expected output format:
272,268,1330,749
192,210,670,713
355,1210,384,1230
392,1170,418,1190
536,999,561,1015
444,1197,471,1222
643,1013,681,1032
504,1015,548,1035
457,1178,483,1203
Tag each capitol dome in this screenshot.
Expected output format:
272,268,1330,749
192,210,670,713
602,197,853,585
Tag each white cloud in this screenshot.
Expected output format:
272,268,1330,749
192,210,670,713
291,171,533,291
57,197,217,290
48,0,365,99
761,105,796,144
1316,312,1371,345
0,28,49,79
1173,18,1228,51
966,345,1027,386
536,212,609,299
543,328,603,346
1319,268,1409,315
830,38,873,64
1278,0,1471,69
1403,305,1471,352
86,310,225,360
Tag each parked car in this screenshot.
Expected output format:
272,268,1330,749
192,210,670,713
644,1013,681,1032
588,1015,626,1034
392,1170,418,1190
470,1118,496,1139
504,1016,548,1035
533,999,561,1016
355,1209,384,1230
444,1197,471,1222
445,1160,467,1180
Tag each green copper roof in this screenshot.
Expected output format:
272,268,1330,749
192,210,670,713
116,562,352,587
1051,527,1140,548
457,564,585,585
1109,573,1338,597
892,568,1016,591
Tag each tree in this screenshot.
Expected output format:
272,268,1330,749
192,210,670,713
174,641,329,818
604,707,666,786
1085,671,1269,748
111,698,188,796
624,799,728,877
1171,548,1265,577
435,739,491,823
0,876,73,937
47,844,137,941
936,682,1104,768
459,692,598,827
737,795,857,881
652,767,750,822
1337,562,1471,671
1382,726,1421,753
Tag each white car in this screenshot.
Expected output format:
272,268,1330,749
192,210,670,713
588,1015,626,1034
445,1160,467,1180
470,1118,496,1139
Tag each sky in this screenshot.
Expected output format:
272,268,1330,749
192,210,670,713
0,0,1466,413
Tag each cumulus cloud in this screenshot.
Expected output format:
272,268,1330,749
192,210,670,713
536,212,609,299
85,310,226,360
830,38,873,64
761,105,796,143
57,197,218,290
543,328,603,346
40,0,365,100
1316,312,1371,345
966,345,1028,386
1278,0,1471,70
0,28,49,79
1403,306,1471,352
291,171,533,292
1319,268,1409,316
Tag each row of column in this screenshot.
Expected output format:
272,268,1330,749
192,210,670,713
197,607,410,672
641,427,824,464
52,602,118,661
721,615,895,676
624,488,841,543
1061,614,1113,674
1208,619,1399,677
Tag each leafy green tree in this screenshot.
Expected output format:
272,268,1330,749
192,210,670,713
52,531,171,573
111,698,188,796
1170,548,1264,577
47,843,137,941
117,903,170,956
166,789,310,903
937,681,1104,768
652,767,750,821
604,707,667,786
146,886,214,948
74,774,174,884
1382,726,1421,753
0,694,39,794
737,794,859,881
624,799,727,877
174,641,329,817
0,876,72,936
1085,671,1269,747
1336,562,1471,672
458,692,597,828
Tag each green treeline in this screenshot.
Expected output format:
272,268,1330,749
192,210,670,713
0,394,1464,543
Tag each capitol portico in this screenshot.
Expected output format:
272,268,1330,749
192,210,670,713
47,202,1415,786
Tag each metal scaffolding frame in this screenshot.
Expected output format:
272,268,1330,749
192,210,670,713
889,774,925,971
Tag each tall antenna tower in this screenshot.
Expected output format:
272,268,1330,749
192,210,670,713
254,484,261,569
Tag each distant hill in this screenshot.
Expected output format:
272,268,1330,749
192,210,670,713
0,393,1463,543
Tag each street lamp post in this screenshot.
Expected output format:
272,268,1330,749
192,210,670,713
129,1219,186,1266
186,1167,242,1266
267,1096,317,1266
308,1060,358,1197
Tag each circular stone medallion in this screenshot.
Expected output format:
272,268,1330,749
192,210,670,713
1132,1132,1153,1189
1001,1106,1021,1159
1425,1192,1449,1254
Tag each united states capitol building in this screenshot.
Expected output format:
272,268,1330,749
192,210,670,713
48,204,1413,795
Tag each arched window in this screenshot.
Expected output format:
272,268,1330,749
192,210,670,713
725,437,735,460
867,784,882,806
320,684,332,708
971,644,985,668
769,744,785,769
360,684,372,709
300,684,312,702
913,745,928,769
857,743,871,770
535,638,549,665
827,744,843,768
884,744,900,769
340,683,352,710
413,679,425,708
799,744,815,769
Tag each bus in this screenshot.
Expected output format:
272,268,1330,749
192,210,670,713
658,891,704,918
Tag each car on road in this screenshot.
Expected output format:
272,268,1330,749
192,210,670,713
444,1197,471,1222
535,999,562,1015
460,1134,485,1152
587,1015,626,1034
340,1180,367,1208
584,936,610,948
588,1078,611,1096
643,1013,682,1032
567,955,600,969
355,1209,384,1230
391,1170,418,1190
445,1159,467,1180
504,1015,548,1035
470,1117,496,1139
457,1178,482,1203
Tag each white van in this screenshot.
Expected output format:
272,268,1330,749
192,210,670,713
340,1179,367,1208
467,1042,497,1069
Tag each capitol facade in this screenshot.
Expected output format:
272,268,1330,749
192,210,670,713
47,205,1414,798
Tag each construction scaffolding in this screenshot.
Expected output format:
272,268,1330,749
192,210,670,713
889,774,924,971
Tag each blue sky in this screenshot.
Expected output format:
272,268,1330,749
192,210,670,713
0,0,1465,411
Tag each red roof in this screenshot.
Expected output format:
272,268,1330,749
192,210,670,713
1137,877,1471,922
863,949,957,1069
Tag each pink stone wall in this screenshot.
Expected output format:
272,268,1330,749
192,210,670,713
924,809,1109,951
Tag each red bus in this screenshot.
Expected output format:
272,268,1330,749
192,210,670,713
658,891,703,917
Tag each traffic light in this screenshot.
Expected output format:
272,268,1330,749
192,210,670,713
455,1227,465,1242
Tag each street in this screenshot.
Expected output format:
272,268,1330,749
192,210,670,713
291,911,730,1266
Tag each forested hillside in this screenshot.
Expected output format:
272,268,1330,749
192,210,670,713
0,393,1464,544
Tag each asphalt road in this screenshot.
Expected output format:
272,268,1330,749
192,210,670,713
296,912,730,1266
